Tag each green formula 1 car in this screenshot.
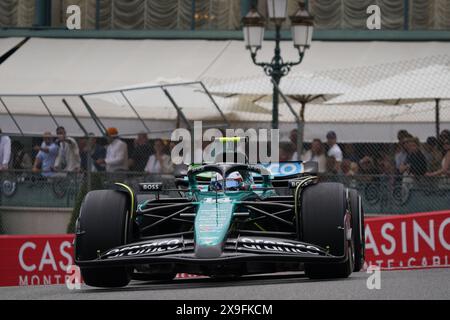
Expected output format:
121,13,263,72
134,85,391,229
75,152,365,287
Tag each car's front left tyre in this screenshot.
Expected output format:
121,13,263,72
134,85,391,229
75,190,132,288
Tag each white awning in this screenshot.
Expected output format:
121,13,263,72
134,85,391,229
1,38,450,94
327,65,450,105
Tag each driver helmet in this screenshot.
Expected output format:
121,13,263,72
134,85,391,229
210,171,245,191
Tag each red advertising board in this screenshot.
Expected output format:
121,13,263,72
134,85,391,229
364,210,450,270
0,234,74,286
0,211,449,287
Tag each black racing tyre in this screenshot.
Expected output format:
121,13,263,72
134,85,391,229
299,182,354,279
75,190,132,288
348,189,365,271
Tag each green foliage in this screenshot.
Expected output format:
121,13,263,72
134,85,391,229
66,173,104,233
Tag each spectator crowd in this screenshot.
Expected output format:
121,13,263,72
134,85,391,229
0,126,449,179
276,128,449,180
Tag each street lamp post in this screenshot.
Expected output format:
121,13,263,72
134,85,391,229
242,1,314,129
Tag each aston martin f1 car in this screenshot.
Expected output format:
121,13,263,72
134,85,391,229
75,151,365,288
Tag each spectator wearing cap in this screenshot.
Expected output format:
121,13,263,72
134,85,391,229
54,126,81,172
326,131,343,172
0,128,11,171
426,138,450,177
32,131,59,177
97,127,129,172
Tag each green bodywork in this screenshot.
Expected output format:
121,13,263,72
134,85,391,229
192,191,251,248
186,167,276,256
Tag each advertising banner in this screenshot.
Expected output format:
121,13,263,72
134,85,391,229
0,234,74,286
364,210,450,269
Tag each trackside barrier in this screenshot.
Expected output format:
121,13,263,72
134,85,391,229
0,210,449,287
364,210,450,270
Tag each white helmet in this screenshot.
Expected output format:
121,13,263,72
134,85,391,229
210,171,244,191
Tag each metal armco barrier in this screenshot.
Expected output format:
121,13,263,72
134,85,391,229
0,210,449,287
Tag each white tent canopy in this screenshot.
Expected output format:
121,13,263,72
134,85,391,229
256,100,450,123
208,73,352,97
0,82,231,137
327,65,450,104
1,38,450,94
94,79,270,119
325,64,450,137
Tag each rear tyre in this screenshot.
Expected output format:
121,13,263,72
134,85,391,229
75,190,132,288
348,189,365,271
299,183,354,279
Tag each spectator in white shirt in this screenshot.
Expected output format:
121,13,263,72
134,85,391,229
97,127,129,172
54,126,81,172
326,131,343,172
0,128,11,170
301,139,327,173
145,139,173,174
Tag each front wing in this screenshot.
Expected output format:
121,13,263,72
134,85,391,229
75,236,347,268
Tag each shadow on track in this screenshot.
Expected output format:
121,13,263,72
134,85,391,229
78,271,360,294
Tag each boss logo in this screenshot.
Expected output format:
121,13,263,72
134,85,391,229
288,180,302,189
139,183,163,192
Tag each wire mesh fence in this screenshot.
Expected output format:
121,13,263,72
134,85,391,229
0,132,449,208
1,133,449,234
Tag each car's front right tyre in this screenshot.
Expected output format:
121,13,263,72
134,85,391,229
299,182,354,279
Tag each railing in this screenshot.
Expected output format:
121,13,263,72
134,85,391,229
0,170,177,208
1,170,449,214
320,174,450,214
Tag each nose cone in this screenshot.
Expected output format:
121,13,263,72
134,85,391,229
194,199,234,259
195,243,223,259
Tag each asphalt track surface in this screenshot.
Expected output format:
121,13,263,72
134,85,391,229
1,268,448,300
